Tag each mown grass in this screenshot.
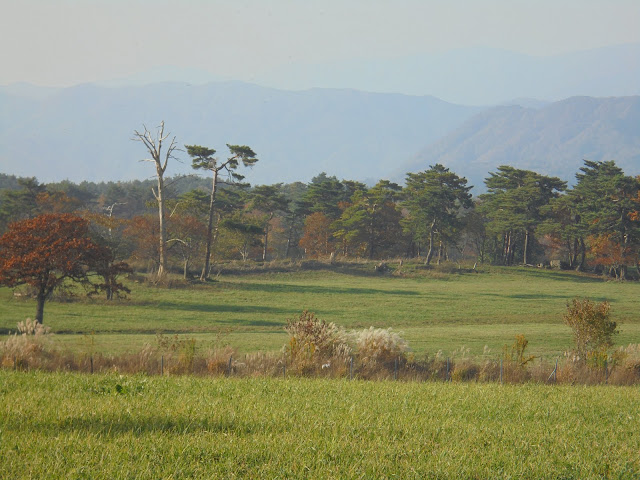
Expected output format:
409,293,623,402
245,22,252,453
1,370,638,479
1,264,639,359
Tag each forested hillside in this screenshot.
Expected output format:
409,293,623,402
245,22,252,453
405,96,640,190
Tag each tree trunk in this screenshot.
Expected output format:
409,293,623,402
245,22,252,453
285,222,294,258
424,221,436,266
368,208,376,260
576,237,586,271
35,289,46,324
503,232,511,266
523,229,529,265
156,171,167,277
104,276,113,301
201,170,219,281
262,212,274,262
262,228,268,261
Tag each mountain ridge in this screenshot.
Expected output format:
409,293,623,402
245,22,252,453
403,95,640,190
0,83,638,189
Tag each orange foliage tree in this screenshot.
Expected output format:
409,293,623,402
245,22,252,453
588,233,638,279
123,215,160,271
0,213,126,323
299,212,334,258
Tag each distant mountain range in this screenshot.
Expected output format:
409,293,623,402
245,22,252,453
404,96,640,189
246,44,640,105
0,82,481,185
91,44,640,106
0,81,638,190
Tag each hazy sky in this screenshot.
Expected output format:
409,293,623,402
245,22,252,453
1,0,639,87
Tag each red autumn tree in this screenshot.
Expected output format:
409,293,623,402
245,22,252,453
299,212,334,258
0,213,124,323
123,215,160,271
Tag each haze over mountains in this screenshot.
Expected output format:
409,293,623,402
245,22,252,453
255,44,640,106
0,44,638,189
405,96,640,190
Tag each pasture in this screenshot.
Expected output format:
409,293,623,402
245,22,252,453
1,263,640,360
1,370,638,479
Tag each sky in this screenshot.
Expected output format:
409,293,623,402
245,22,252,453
1,0,639,90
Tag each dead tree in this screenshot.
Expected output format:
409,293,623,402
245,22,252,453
133,121,178,278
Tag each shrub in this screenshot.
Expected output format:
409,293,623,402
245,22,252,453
503,334,535,368
155,333,198,374
206,346,236,375
563,298,618,359
353,327,407,369
0,319,52,369
285,310,350,373
452,361,480,382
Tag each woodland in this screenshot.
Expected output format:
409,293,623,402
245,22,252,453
1,132,639,271
0,146,638,289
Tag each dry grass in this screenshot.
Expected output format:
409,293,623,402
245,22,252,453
4,328,640,385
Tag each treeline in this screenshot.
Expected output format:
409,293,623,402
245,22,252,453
1,158,639,279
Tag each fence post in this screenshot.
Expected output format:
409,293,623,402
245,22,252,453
547,358,558,383
90,355,94,374
349,356,353,381
446,357,450,382
394,357,398,380
604,359,609,383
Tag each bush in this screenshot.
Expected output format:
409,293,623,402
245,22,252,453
353,327,407,369
0,319,52,369
285,311,350,373
563,298,618,359
503,334,535,368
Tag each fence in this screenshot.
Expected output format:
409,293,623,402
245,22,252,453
6,350,630,385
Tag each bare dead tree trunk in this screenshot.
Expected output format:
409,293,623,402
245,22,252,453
155,172,167,277
133,121,178,279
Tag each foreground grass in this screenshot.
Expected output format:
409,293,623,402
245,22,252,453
1,370,638,479
1,265,640,358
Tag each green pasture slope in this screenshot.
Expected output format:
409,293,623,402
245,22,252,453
1,371,638,479
1,265,640,358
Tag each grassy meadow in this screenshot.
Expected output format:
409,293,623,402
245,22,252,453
1,263,640,360
1,370,639,479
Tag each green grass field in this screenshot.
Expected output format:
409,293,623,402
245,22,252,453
1,370,638,479
1,264,640,359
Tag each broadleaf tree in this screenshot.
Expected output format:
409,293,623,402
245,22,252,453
0,213,127,323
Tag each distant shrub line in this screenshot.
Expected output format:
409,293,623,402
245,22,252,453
2,303,639,385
